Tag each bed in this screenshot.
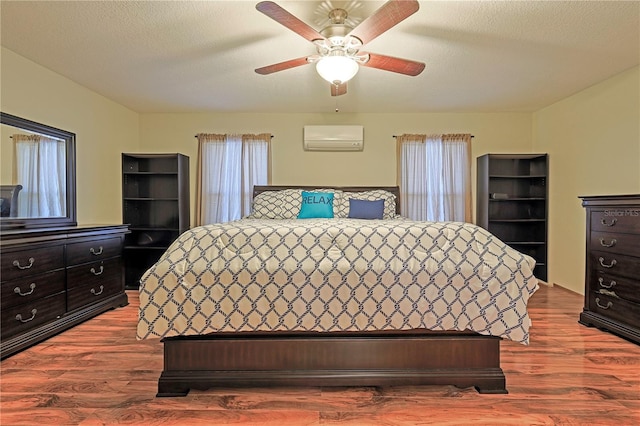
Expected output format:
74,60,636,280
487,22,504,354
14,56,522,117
137,185,539,396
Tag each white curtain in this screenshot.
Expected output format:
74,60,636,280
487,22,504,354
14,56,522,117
13,134,66,217
196,133,270,225
398,133,472,222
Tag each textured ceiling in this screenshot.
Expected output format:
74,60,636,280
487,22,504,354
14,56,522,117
1,0,638,114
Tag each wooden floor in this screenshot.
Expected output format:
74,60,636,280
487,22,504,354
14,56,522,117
1,284,639,425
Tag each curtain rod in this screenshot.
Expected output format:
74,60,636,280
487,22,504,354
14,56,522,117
392,134,474,138
194,134,274,138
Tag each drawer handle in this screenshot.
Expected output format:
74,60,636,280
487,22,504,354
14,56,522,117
91,285,104,296
12,257,35,270
600,218,617,227
90,265,104,276
595,298,613,310
14,283,36,296
598,257,617,268
599,238,617,248
16,309,37,323
90,246,104,256
598,289,618,298
598,277,617,289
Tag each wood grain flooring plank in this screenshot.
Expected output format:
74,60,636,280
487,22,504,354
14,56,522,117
85,409,320,425
1,284,639,426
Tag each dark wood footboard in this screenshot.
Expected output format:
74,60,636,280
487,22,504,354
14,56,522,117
156,330,507,397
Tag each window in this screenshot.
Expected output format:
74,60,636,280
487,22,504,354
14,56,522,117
196,133,271,224
397,133,472,222
14,134,67,218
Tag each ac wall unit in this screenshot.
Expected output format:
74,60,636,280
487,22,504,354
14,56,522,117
303,125,364,151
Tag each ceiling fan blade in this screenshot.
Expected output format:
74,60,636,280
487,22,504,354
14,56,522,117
347,0,419,45
331,82,347,96
360,52,425,76
255,56,310,75
256,1,325,42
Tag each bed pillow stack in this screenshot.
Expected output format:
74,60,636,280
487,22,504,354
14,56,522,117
247,188,397,220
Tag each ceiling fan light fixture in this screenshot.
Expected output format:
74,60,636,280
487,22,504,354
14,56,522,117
315,55,359,84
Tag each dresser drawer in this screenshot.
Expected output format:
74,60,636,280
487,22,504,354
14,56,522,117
588,292,640,329
592,272,640,304
66,257,122,290
66,236,122,266
0,245,65,282
591,231,640,257
1,270,66,310
66,272,122,311
591,210,640,234
1,293,66,340
590,250,640,280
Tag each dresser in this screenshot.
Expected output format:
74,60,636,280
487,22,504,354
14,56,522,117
0,225,129,358
579,195,640,344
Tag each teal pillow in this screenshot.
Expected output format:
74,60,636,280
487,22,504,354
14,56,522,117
298,191,334,219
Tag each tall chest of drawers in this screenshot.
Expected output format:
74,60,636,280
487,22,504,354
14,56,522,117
579,195,640,344
0,225,129,358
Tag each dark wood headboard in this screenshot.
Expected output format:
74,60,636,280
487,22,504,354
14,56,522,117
253,185,401,215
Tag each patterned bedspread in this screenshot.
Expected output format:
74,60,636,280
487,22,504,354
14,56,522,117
137,218,539,344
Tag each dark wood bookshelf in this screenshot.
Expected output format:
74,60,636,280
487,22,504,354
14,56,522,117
477,153,548,281
121,153,189,289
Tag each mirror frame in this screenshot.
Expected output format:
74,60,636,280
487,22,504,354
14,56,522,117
1,112,77,229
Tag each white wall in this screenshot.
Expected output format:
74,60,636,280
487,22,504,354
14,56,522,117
0,124,16,183
1,47,140,224
139,112,533,225
533,66,640,293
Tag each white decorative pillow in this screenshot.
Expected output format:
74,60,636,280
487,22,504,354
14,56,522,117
248,189,302,219
335,190,397,219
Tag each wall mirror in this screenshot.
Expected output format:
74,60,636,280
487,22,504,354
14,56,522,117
1,112,76,229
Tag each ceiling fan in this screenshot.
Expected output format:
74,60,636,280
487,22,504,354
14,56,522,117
254,0,426,96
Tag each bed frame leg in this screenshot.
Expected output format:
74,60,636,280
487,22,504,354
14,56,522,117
473,372,508,394
475,385,508,394
157,372,190,397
